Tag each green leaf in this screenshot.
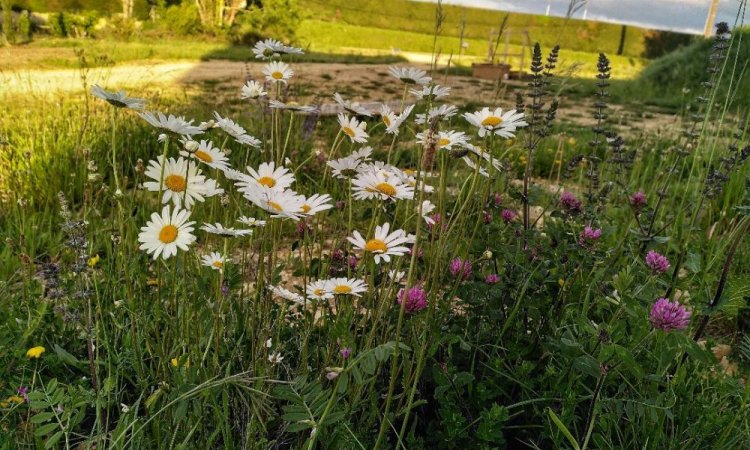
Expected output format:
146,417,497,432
547,408,580,450
34,422,59,437
53,345,81,367
30,412,55,424
45,431,64,449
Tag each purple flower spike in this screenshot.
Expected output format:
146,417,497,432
560,191,582,213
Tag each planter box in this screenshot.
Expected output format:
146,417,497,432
472,63,511,81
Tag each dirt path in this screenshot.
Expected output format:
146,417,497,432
0,59,678,134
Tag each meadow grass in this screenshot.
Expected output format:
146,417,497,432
0,13,749,450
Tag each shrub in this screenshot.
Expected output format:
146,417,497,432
229,0,302,45
157,1,202,36
17,9,30,42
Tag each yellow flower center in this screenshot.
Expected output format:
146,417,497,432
438,138,451,147
271,71,284,80
313,288,324,296
194,150,213,163
258,176,276,188
481,116,503,127
365,239,388,253
383,115,391,127
375,182,397,197
159,225,179,244
301,204,311,213
165,174,187,192
333,285,352,294
342,126,356,138
212,260,223,268
267,201,283,212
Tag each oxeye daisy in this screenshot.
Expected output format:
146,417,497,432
253,38,303,59
414,104,458,124
201,252,227,271
333,93,372,117
347,222,415,264
237,216,266,227
463,107,527,138
263,61,293,84
269,100,318,113
242,187,305,220
91,85,145,110
380,104,414,135
328,154,363,179
338,113,369,143
241,80,267,99
138,205,196,260
352,169,414,201
138,111,203,136
419,200,437,225
416,130,468,150
351,146,373,161
299,193,334,216
271,285,304,305
388,66,432,85
306,279,334,300
236,161,295,191
201,223,253,237
143,156,220,209
179,140,230,171
212,112,261,148
409,84,451,100
327,277,368,297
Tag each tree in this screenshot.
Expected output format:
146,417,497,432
1,0,14,45
195,0,246,29
122,0,134,19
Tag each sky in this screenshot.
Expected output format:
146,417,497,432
414,0,746,34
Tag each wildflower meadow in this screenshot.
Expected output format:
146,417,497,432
1,2,750,449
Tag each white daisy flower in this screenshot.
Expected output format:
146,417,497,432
212,112,261,148
419,200,437,225
347,222,416,264
352,169,414,201
241,80,267,99
179,140,230,171
414,104,458,125
328,154,364,179
269,100,318,113
90,85,145,110
388,66,432,85
409,84,451,100
338,113,369,143
464,143,502,172
380,104,414,135
463,107,527,138
138,111,203,137
201,223,253,237
253,38,303,59
415,130,469,151
236,161,295,191
263,61,293,84
138,205,196,260
237,216,267,227
306,279,334,300
327,277,368,297
199,120,217,130
271,285,304,304
201,251,227,271
143,156,219,209
300,193,333,216
242,186,305,220
351,146,373,161
333,93,372,117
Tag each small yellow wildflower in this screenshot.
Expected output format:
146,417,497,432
0,395,25,407
567,137,577,145
171,357,190,368
88,254,100,268
147,277,159,286
26,346,45,359
558,278,565,287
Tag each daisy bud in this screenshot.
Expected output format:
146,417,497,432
184,140,199,152
114,189,123,198
483,250,493,260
